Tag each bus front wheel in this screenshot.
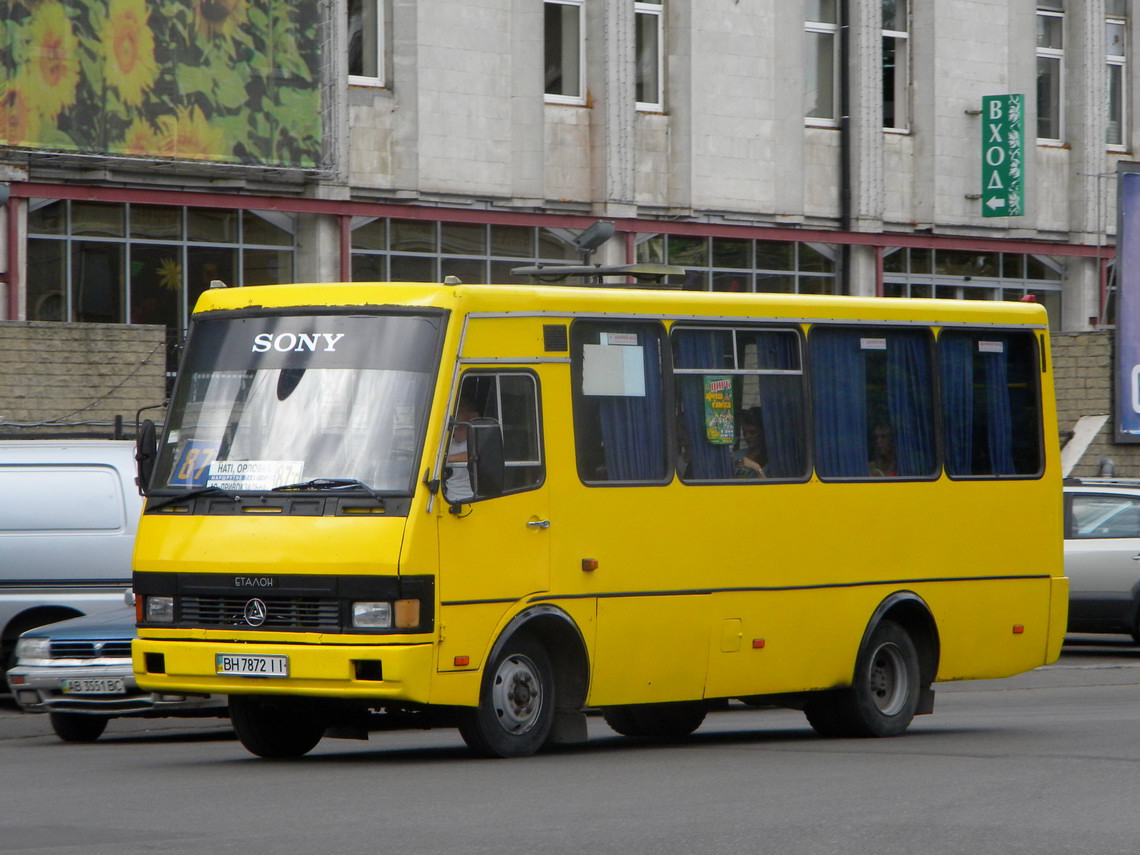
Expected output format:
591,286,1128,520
229,695,326,759
804,619,921,738
458,634,554,758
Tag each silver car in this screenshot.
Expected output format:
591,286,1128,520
1065,480,1140,642
6,605,227,742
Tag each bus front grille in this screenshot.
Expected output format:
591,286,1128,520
180,596,340,631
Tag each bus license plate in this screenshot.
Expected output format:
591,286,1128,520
215,654,289,677
60,678,126,695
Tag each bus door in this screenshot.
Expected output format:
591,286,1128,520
435,370,550,669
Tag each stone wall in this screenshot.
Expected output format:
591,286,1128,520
1051,329,1140,478
0,321,167,439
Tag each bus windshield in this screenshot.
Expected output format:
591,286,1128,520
152,312,443,494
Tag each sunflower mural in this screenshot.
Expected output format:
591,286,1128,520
0,0,322,168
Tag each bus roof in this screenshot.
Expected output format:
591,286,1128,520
192,281,1050,328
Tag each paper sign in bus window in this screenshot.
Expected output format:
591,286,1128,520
582,344,646,397
703,376,735,444
207,461,304,491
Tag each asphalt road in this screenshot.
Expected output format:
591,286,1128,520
3,635,1140,855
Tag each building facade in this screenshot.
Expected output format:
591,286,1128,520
0,0,1135,466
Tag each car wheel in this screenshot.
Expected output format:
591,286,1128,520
457,634,554,758
229,695,326,759
804,619,921,738
49,712,109,743
602,702,707,741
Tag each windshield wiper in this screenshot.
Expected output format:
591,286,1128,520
147,485,240,511
272,478,386,504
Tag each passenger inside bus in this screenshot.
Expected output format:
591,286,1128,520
734,407,767,478
868,422,897,477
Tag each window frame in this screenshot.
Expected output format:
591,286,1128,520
882,0,910,132
1036,2,1065,143
348,0,386,88
1107,2,1128,150
804,2,840,127
635,0,664,112
545,0,587,106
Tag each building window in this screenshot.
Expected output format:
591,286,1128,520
1036,0,1064,142
1107,0,1128,148
635,0,664,111
26,200,296,373
350,220,581,284
882,0,909,131
348,0,384,86
545,0,585,105
637,235,838,294
882,248,1063,328
805,0,839,125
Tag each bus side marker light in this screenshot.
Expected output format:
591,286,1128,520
752,639,766,649
454,656,470,667
582,559,598,572
1012,625,1025,634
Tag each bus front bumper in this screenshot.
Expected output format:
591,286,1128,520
132,637,435,703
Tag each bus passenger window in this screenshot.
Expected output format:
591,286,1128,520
810,326,937,480
939,331,1042,477
571,321,669,484
672,326,808,482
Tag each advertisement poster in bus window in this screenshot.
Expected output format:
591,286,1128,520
1116,165,1140,442
703,376,734,444
0,0,322,168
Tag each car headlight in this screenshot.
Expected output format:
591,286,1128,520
145,596,175,622
14,637,51,662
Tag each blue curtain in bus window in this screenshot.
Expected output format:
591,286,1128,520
675,332,734,479
983,345,1016,475
886,333,936,476
757,334,807,478
811,329,869,477
940,334,974,476
598,330,667,480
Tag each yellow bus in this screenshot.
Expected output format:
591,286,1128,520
132,279,1066,758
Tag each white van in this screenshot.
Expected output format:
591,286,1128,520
0,441,142,672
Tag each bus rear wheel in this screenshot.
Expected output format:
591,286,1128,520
804,619,921,738
229,695,326,759
458,634,554,758
602,701,706,741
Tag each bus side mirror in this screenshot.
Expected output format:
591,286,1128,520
468,417,505,499
135,419,157,496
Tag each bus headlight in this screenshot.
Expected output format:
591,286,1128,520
352,602,392,628
145,596,175,622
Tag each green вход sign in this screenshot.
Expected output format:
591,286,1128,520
981,94,1025,218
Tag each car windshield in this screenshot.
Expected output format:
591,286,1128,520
152,312,442,494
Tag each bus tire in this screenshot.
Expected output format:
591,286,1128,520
49,712,109,743
458,634,554,758
804,620,921,738
229,695,326,759
601,702,706,741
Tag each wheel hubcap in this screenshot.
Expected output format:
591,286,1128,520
867,642,908,716
491,653,542,734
